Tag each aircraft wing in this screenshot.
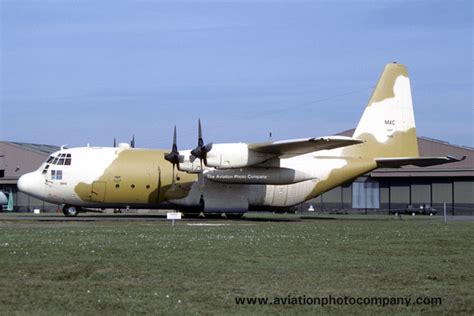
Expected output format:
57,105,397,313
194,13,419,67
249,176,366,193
248,136,364,155
376,156,466,168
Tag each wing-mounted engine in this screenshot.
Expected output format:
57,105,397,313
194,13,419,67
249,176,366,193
205,143,273,168
177,144,274,171
168,120,276,173
177,149,204,173
165,120,364,177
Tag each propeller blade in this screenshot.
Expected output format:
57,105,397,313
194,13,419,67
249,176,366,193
190,119,212,167
172,125,178,153
164,126,180,165
171,165,176,189
164,126,180,190
197,118,203,147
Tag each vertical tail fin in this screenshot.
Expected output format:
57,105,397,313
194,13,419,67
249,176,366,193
347,63,419,158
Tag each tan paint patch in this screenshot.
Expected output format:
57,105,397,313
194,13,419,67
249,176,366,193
343,128,419,158
306,157,377,200
74,149,197,205
367,63,409,105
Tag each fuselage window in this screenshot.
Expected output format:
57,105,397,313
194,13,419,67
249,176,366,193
51,170,63,180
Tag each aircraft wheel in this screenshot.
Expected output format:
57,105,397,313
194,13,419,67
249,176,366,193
63,205,81,217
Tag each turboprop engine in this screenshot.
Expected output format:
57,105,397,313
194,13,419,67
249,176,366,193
165,120,274,173
178,143,274,172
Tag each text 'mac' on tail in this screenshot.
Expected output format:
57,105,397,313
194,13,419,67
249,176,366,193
345,62,419,159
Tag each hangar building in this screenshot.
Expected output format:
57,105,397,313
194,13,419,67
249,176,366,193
0,141,60,212
300,130,474,215
1,134,473,215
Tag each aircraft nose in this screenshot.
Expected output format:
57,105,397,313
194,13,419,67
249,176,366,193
18,172,42,197
17,173,29,193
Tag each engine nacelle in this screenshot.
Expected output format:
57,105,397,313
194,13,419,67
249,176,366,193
177,150,202,173
205,143,272,169
177,143,275,172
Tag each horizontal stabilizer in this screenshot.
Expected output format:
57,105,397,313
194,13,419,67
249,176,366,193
376,156,466,168
249,136,364,155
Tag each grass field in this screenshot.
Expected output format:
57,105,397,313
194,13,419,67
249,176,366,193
0,213,472,315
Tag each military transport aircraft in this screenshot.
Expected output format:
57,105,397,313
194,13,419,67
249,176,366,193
18,63,462,216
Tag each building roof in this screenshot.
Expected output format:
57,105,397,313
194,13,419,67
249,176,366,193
337,129,473,177
6,142,60,155
0,141,60,183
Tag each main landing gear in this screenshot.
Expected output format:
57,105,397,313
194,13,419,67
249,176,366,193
62,204,82,217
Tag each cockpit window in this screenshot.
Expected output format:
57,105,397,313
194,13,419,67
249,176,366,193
58,154,65,165
42,164,50,174
47,153,72,166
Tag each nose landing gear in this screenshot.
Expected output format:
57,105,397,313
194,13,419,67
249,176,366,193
62,204,82,217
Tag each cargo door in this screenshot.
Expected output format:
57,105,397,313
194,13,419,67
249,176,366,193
272,185,288,206
91,181,106,202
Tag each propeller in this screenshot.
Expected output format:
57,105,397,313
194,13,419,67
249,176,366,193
164,126,180,188
190,119,213,172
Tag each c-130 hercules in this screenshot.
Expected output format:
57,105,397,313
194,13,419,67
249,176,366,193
18,63,462,216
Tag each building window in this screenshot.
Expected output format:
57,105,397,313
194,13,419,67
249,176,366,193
352,181,380,209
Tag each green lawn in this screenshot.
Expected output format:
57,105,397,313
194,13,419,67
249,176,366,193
0,214,472,315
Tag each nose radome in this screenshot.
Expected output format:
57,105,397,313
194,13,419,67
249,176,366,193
17,173,30,193
18,172,38,196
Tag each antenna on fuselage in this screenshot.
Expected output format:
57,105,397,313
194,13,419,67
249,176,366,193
113,137,117,148
130,135,135,148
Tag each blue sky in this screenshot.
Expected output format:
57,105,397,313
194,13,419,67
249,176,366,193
1,0,472,149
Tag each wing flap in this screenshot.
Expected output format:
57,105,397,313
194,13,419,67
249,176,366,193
249,136,364,155
376,156,466,168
